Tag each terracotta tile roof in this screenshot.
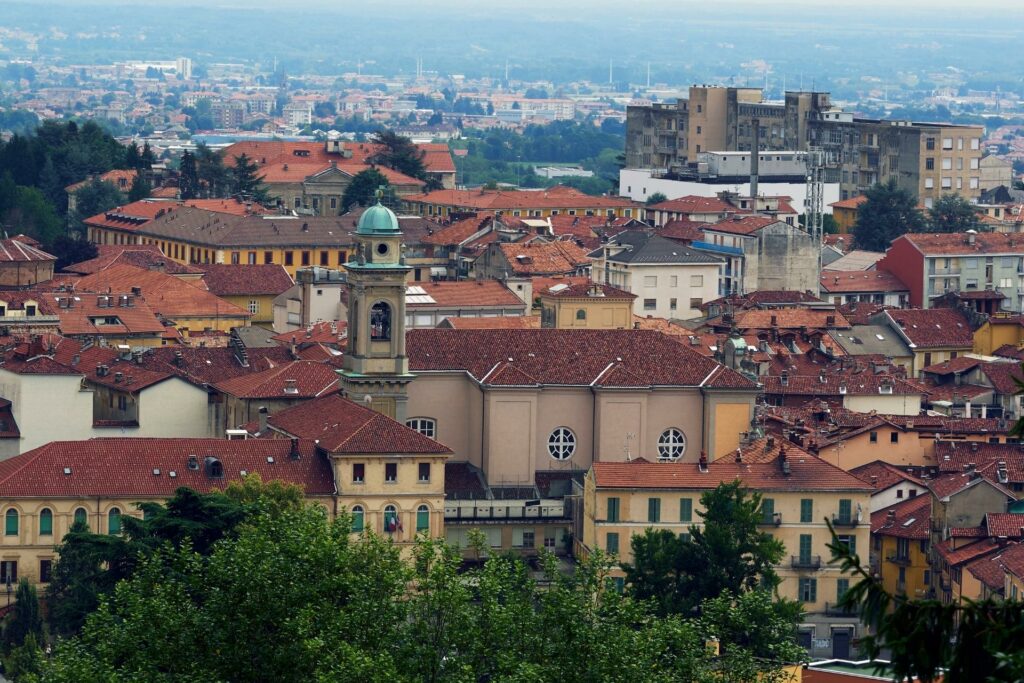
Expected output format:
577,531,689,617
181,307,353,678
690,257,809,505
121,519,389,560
257,161,424,188
65,169,137,193
965,549,1012,590
182,198,270,216
899,232,1024,256
138,346,295,387
705,215,779,236
200,264,294,297
992,344,1024,360
648,195,737,215
978,362,1024,395
732,309,851,330
820,270,909,294
265,393,451,455
220,140,454,175
761,373,922,397
949,526,988,538
0,238,55,263
78,347,174,392
829,195,868,210
45,291,167,336
445,462,487,497
837,302,889,325
658,219,706,243
271,321,347,347
406,280,525,308
75,264,249,320
83,199,180,232
925,383,993,402
935,538,1000,567
405,186,638,211
886,308,974,348
439,316,541,329
530,275,591,292
592,447,872,492
704,290,824,311
921,357,983,375
871,495,931,539
928,471,1015,501
936,442,1024,484
0,438,335,497
851,460,926,491
984,513,1024,538
497,240,592,275
213,360,338,401
538,281,635,300
407,328,756,389
999,542,1024,580
420,215,494,246
64,244,206,276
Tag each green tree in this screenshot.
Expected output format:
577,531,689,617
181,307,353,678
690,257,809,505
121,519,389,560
646,192,668,205
370,130,427,181
799,212,840,235
342,169,392,212
48,235,98,271
195,143,229,198
222,473,304,518
928,193,983,233
4,631,43,681
127,174,151,202
71,178,125,230
2,579,43,654
228,153,269,202
178,150,200,200
0,184,64,245
624,480,787,616
852,179,927,251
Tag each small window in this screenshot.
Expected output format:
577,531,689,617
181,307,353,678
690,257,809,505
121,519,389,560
643,298,656,310
73,507,88,528
108,508,122,535
370,302,392,341
352,463,365,483
869,431,878,443
383,505,399,533
39,559,52,583
416,505,429,533
690,275,703,287
606,532,620,554
301,251,311,266
248,300,259,315
264,251,274,264
406,418,436,439
800,499,813,524
319,251,329,266
891,432,899,444
669,298,677,311
385,463,398,482
679,498,692,522
0,561,16,584
4,509,17,536
418,462,431,482
230,251,240,264
575,309,587,321
607,497,620,523
248,251,257,264
337,251,347,265
657,428,686,460
284,251,294,266
351,505,364,532
648,497,661,523
548,427,576,460
39,508,53,536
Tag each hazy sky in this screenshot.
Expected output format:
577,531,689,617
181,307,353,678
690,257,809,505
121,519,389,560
6,0,1023,7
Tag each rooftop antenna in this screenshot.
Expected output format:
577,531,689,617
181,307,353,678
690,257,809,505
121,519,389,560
623,432,636,461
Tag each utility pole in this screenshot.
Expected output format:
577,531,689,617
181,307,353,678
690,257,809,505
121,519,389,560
805,147,826,295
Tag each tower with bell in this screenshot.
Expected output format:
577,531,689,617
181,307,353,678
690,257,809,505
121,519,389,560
339,190,414,420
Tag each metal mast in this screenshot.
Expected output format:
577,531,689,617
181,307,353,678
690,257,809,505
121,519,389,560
805,147,826,294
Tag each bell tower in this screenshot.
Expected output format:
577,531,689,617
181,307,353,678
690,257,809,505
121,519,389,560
339,196,413,420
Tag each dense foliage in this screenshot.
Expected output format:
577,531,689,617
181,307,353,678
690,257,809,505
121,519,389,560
928,193,984,233
852,179,928,251
342,169,393,212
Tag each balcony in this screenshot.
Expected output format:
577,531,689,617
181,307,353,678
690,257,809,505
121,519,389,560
940,577,952,592
760,512,783,527
791,555,822,570
444,500,569,524
886,553,912,566
824,602,857,618
831,514,860,528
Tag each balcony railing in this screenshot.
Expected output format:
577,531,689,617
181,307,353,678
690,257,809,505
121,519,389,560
824,602,857,617
831,514,859,528
791,555,822,570
444,500,568,522
759,512,782,527
887,553,912,566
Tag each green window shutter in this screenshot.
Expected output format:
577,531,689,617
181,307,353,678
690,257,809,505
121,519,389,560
648,497,661,523
4,510,16,536
810,579,817,603
416,507,429,533
761,498,775,523
607,532,619,554
680,498,692,522
351,508,364,533
39,509,52,536
607,497,620,523
848,535,856,557
73,508,87,526
108,509,121,535
837,578,849,602
839,498,852,522
800,498,813,523
799,534,812,560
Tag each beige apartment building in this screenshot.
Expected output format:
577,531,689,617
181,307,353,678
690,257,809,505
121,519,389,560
581,439,872,660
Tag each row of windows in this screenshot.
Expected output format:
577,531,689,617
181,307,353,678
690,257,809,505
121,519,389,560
549,427,686,461
0,559,51,585
642,298,703,311
349,504,430,534
4,507,121,536
351,462,432,484
641,275,704,288
605,497,849,525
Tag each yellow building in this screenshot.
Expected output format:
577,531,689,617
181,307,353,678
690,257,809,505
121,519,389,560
200,264,295,329
402,186,640,220
870,495,932,601
581,439,872,660
973,314,1024,356
828,196,867,235
538,282,635,329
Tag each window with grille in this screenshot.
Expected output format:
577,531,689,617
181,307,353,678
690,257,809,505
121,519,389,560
548,427,576,460
406,418,437,439
657,429,686,460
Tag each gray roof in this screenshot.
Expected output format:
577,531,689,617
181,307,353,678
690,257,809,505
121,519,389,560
827,250,886,271
591,230,722,265
231,325,280,349
829,325,913,359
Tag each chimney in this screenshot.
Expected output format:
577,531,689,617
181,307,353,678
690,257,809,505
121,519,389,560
750,118,760,201
735,448,743,463
826,315,836,327
258,406,268,434
781,370,789,387
284,379,298,394
698,450,708,472
187,454,199,470
770,314,778,327
174,350,183,367
289,437,301,460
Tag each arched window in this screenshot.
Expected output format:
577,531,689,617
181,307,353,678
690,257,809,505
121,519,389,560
383,505,399,533
575,309,587,321
108,508,122,535
351,505,365,533
39,509,53,536
74,507,88,528
4,509,17,536
370,302,392,341
416,505,430,533
548,427,576,460
406,418,437,438
658,429,687,461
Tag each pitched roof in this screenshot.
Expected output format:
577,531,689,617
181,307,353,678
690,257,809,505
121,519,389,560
648,195,737,215
0,438,335,497
899,232,1024,256
597,231,722,264
46,291,167,336
404,186,638,210
921,356,984,375
984,513,1024,538
138,346,295,387
271,321,347,347
886,308,974,348
407,328,756,388
200,264,294,297
829,195,869,210
496,240,592,275
213,360,338,401
265,393,452,455
871,494,931,539
591,448,872,492
704,215,780,236
219,140,455,175
851,460,926,491
538,282,635,300
732,308,851,330
819,270,909,294
405,280,525,308
63,244,205,276
760,373,923,397
438,316,541,329
0,238,56,263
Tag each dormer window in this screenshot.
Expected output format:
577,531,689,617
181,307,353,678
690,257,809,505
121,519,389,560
25,303,36,317
204,456,223,478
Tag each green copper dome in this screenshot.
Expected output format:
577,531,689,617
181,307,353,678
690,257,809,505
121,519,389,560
356,200,400,235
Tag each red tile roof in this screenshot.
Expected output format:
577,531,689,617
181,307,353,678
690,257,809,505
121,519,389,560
66,169,137,193
200,264,294,297
984,513,1024,538
592,448,872,492
220,140,455,175
965,549,1012,590
0,238,55,263
265,393,452,455
819,270,909,294
978,362,1024,395
271,321,347,347
871,494,931,539
420,215,494,246
920,356,983,375
213,360,338,400
439,316,541,329
829,195,868,210
64,244,206,276
0,438,335,497
705,215,779,236
899,232,1024,256
405,186,638,211
496,240,592,275
138,346,295,387
935,538,1000,567
407,328,756,388
46,291,167,336
538,281,635,300
886,308,974,348
732,309,851,330
851,460,926,491
648,195,736,215
760,373,923,397
658,219,706,243
406,280,525,308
